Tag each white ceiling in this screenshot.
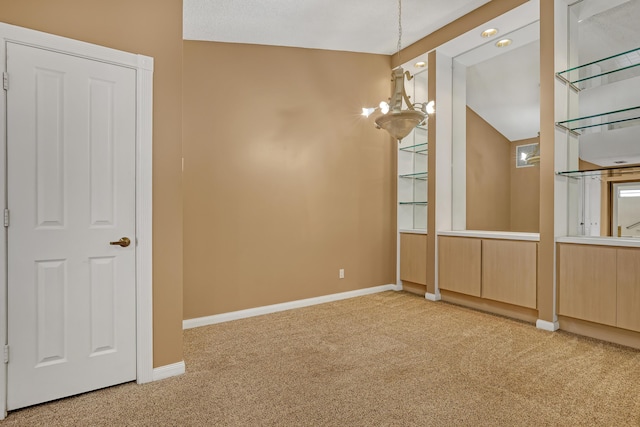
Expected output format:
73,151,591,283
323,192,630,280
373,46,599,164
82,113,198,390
183,0,491,55
446,0,541,142
466,38,540,142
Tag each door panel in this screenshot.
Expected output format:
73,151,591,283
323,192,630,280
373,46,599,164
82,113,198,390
89,78,116,227
35,259,67,367
6,42,137,410
36,68,65,228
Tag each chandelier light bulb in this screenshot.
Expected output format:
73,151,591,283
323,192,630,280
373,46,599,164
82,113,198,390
379,101,390,114
426,100,435,115
362,107,375,117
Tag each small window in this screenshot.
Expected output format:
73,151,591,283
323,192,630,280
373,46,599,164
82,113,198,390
516,143,539,168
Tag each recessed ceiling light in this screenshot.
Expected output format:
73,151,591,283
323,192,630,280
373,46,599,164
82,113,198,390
614,160,628,164
495,38,512,48
481,28,498,38
414,61,427,68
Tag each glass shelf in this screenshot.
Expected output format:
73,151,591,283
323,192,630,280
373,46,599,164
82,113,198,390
399,143,428,154
399,172,427,180
556,163,640,178
399,201,427,205
555,105,640,132
556,47,640,90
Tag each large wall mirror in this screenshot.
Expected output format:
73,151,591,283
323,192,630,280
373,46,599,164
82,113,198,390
449,13,540,233
563,0,640,237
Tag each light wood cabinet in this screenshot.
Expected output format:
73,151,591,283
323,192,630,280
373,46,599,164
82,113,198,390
482,240,537,309
557,244,617,327
438,236,481,297
616,248,640,332
400,233,427,285
438,236,538,307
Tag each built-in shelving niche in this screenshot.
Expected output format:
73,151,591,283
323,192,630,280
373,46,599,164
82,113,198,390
398,70,428,232
556,0,640,238
556,45,640,175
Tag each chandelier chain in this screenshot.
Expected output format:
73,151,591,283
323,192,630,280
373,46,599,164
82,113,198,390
397,0,402,61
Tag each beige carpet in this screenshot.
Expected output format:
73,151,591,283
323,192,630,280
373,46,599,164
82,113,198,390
4,291,640,426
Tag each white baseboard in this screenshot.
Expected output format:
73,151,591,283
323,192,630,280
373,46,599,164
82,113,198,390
152,361,185,382
536,319,560,332
183,284,397,330
425,292,441,302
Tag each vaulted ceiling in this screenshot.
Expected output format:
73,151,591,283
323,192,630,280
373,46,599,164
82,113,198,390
183,0,640,164
183,0,491,54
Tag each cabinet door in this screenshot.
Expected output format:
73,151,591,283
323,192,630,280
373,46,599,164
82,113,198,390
482,240,537,308
438,236,481,297
616,248,640,332
400,233,427,285
557,244,617,326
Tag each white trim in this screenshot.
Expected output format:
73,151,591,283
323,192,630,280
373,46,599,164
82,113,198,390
437,230,540,241
0,23,154,416
425,292,441,302
152,361,185,382
0,27,8,422
556,236,640,248
536,319,560,332
434,51,454,297
183,285,397,329
135,54,154,384
0,24,144,69
396,226,402,290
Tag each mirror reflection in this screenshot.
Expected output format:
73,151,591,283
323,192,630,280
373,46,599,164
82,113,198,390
452,21,540,233
564,0,640,237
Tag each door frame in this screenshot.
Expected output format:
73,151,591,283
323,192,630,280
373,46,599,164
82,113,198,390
0,23,154,417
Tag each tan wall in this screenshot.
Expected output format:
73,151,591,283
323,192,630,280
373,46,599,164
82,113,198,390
511,137,540,232
466,107,511,231
182,41,395,319
0,1,184,367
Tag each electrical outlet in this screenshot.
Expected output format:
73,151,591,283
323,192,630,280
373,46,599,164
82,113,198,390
339,269,345,279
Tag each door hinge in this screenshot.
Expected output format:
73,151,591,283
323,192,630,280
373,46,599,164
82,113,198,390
3,345,8,364
2,72,7,90
4,209,8,227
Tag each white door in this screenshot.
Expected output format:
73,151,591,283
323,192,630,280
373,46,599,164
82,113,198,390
6,42,137,410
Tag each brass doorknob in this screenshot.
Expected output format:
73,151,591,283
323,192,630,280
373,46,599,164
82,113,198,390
110,237,131,247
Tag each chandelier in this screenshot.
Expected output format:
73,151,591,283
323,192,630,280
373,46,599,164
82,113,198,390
362,0,434,141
